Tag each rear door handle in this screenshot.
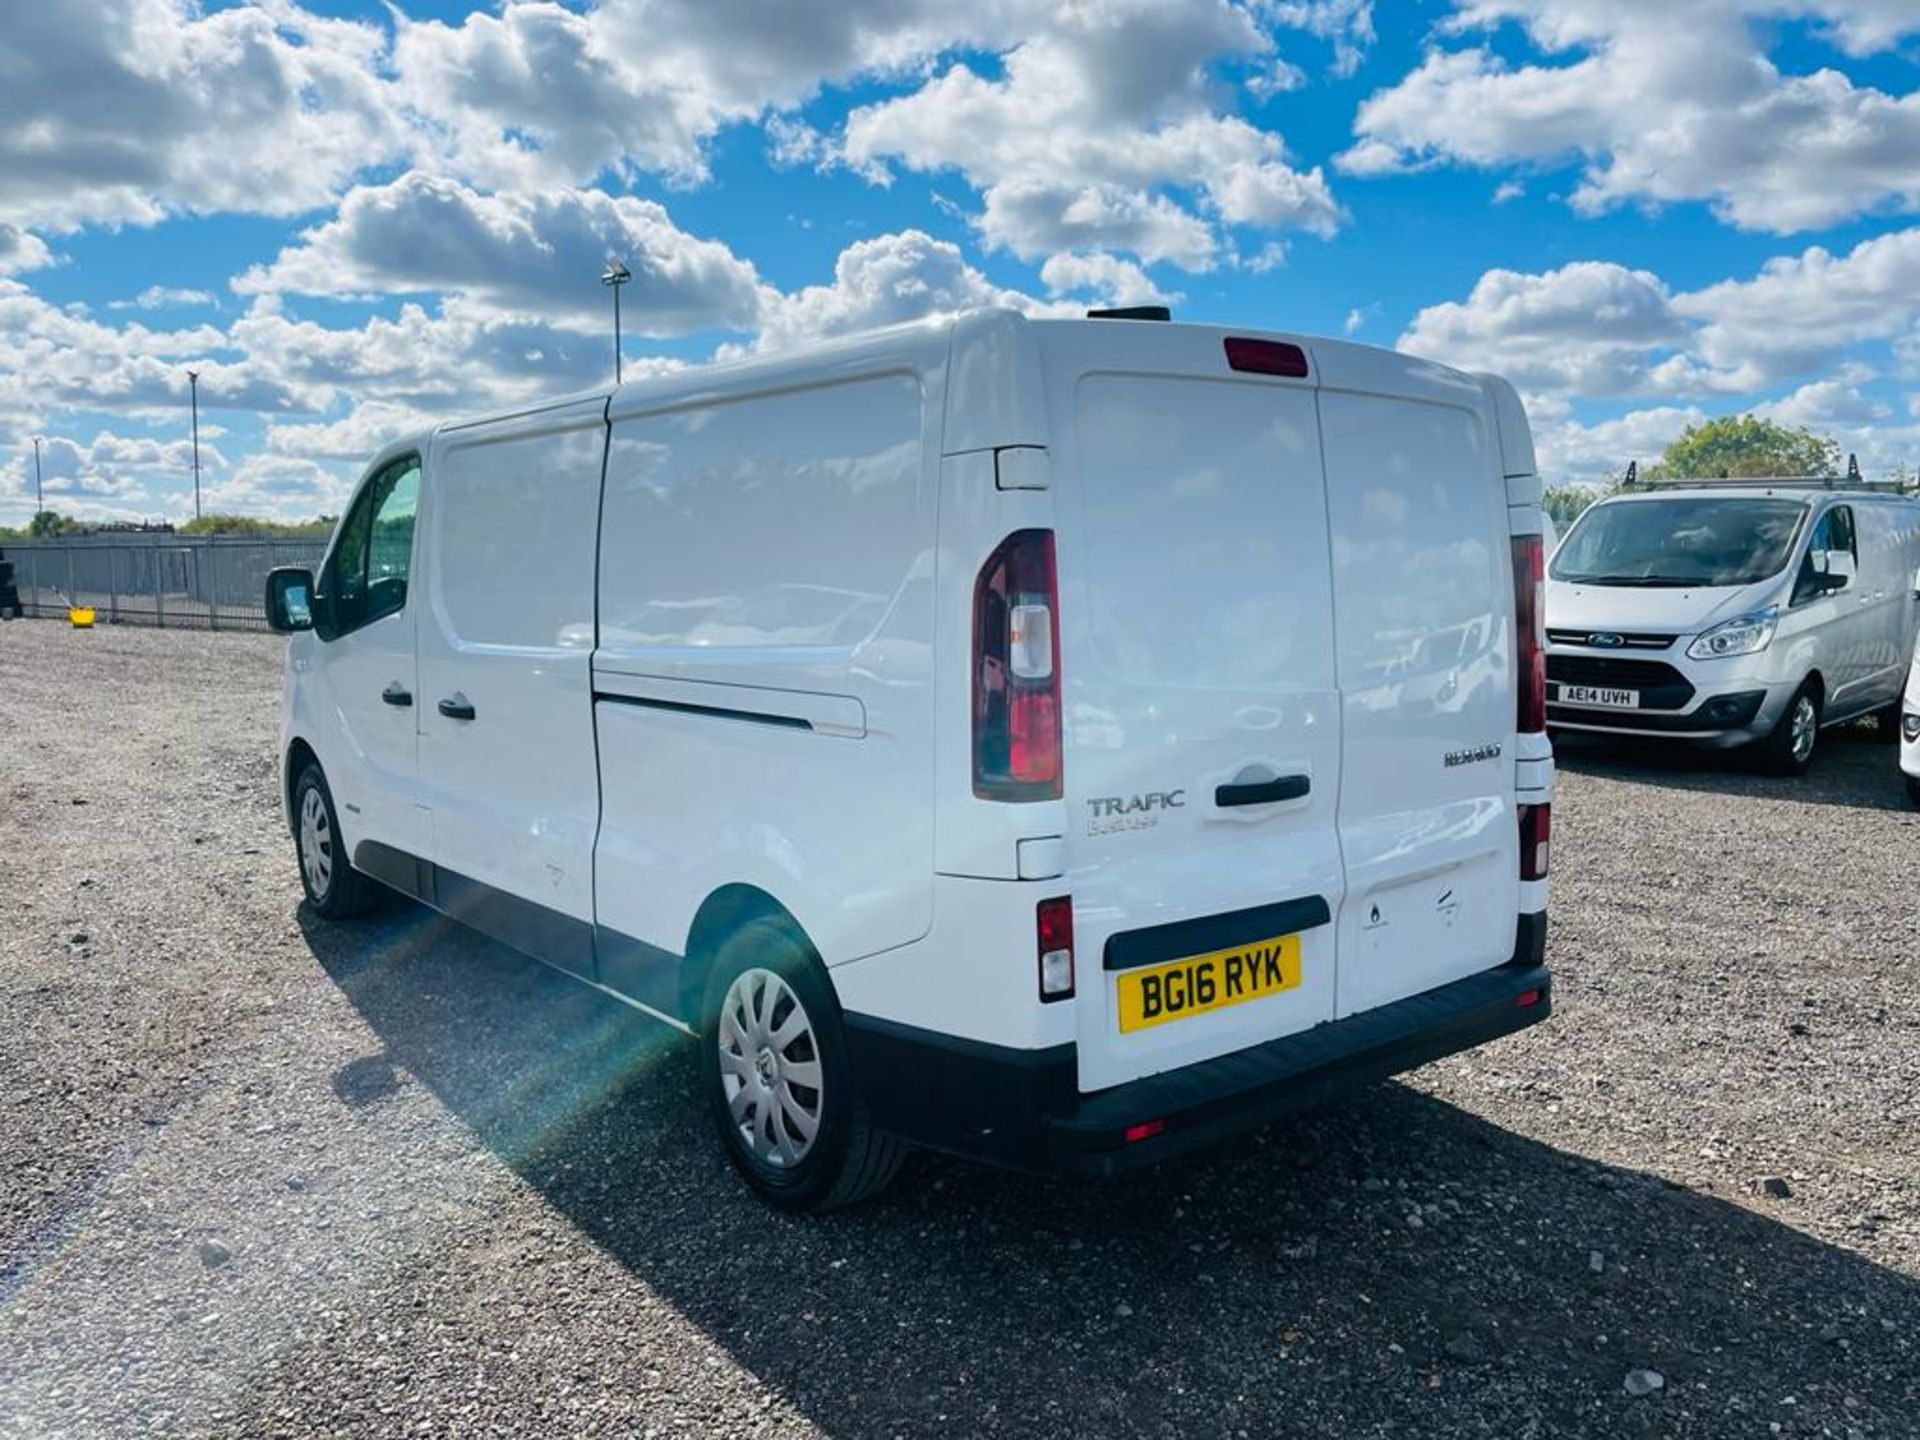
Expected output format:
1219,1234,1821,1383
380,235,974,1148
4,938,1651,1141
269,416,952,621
438,694,476,721
1216,774,1311,807
381,683,412,707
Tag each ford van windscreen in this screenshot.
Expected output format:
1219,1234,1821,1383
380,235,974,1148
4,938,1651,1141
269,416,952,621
1551,497,1808,588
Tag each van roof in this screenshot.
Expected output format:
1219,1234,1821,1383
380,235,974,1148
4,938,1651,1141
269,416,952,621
398,307,1511,460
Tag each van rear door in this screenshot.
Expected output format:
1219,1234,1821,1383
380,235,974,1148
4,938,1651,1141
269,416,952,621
1316,364,1520,1017
1040,323,1345,1092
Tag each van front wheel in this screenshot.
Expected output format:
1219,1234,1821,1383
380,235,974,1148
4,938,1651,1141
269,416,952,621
1757,683,1822,776
700,918,903,1212
293,765,382,919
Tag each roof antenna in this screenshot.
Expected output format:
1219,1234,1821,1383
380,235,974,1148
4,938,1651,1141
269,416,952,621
1846,453,1861,483
1623,460,1638,487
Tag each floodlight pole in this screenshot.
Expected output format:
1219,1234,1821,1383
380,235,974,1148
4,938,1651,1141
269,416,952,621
601,260,632,384
33,436,42,513
187,370,202,520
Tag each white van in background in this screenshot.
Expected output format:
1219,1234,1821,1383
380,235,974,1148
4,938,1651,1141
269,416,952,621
1900,633,1920,807
267,309,1554,1210
1547,479,1920,774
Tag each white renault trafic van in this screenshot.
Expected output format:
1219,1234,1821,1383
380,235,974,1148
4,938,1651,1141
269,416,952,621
1547,478,1920,774
267,309,1554,1210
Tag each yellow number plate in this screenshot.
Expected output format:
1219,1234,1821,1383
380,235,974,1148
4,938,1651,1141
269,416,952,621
1115,932,1302,1033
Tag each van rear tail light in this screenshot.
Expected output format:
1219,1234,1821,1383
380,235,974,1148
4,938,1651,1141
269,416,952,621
974,529,1062,801
1037,895,1074,1001
1518,802,1551,881
1513,534,1546,734
1224,337,1310,377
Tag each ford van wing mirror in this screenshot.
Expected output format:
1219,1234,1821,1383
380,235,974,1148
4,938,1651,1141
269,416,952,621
1799,568,1850,601
265,566,316,633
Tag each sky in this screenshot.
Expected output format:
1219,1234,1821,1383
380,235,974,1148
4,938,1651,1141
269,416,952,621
2,0,1919,526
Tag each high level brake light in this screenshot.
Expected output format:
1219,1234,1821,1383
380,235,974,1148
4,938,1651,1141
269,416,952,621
973,529,1062,800
1512,533,1546,734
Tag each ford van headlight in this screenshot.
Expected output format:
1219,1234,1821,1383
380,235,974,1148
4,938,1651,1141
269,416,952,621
1686,607,1778,661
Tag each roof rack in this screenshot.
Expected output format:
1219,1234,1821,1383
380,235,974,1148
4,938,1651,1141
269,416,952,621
1618,454,1915,495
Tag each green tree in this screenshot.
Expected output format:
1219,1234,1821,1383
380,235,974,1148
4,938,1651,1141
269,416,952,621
27,509,80,537
179,512,338,537
1647,415,1840,481
1542,484,1606,525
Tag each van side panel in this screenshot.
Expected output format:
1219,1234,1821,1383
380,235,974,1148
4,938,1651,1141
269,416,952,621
413,403,608,968
592,368,942,986
1318,390,1520,1018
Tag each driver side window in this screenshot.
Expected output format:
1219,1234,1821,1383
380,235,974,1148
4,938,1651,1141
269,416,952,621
321,456,420,638
1795,505,1857,603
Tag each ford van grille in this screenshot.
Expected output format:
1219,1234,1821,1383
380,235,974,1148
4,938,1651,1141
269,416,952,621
1545,656,1695,710
1545,629,1676,650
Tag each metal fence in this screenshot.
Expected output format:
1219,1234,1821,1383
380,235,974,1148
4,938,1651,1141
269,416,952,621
1,535,328,631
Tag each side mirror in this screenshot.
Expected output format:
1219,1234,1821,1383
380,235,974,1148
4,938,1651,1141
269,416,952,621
265,566,316,633
1811,568,1850,596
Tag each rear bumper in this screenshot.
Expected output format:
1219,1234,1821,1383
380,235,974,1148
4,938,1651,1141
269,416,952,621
843,914,1550,1177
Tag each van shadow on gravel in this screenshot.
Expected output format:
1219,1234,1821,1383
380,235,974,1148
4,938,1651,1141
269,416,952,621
1553,722,1915,814
300,905,1920,1438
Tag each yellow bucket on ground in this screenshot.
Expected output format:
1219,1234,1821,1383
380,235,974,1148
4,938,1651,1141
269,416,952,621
68,606,95,628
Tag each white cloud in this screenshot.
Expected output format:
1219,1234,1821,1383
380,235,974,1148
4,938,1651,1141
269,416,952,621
1343,0,1920,233
1532,405,1709,479
1758,375,1892,429
754,229,1067,352
0,279,299,425
841,0,1342,269
198,454,353,521
264,402,438,463
391,0,1052,191
1400,229,1920,475
109,286,218,312
1040,252,1180,306
0,0,402,231
1671,230,1920,391
1399,260,1688,396
0,227,53,276
237,173,764,335
1,429,221,504
1262,0,1377,77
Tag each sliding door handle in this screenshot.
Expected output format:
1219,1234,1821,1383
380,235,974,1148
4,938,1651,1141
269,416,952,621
1216,774,1310,808
437,694,476,721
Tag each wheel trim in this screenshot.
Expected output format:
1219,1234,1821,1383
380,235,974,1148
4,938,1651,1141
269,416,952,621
1790,695,1818,763
717,968,824,1169
298,786,333,898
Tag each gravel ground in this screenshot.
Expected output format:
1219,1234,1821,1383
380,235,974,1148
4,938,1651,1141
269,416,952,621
1,617,1916,1439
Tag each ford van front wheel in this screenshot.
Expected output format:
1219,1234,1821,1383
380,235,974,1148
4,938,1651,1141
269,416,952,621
293,764,382,920
1757,682,1822,777
700,918,903,1211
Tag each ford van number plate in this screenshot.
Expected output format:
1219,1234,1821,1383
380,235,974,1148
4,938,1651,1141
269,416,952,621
1115,933,1302,1034
1556,684,1638,710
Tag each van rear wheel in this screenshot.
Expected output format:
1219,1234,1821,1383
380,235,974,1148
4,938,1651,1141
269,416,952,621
1756,683,1822,777
700,918,903,1212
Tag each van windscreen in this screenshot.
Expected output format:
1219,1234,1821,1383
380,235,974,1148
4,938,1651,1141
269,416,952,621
1551,497,1807,587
